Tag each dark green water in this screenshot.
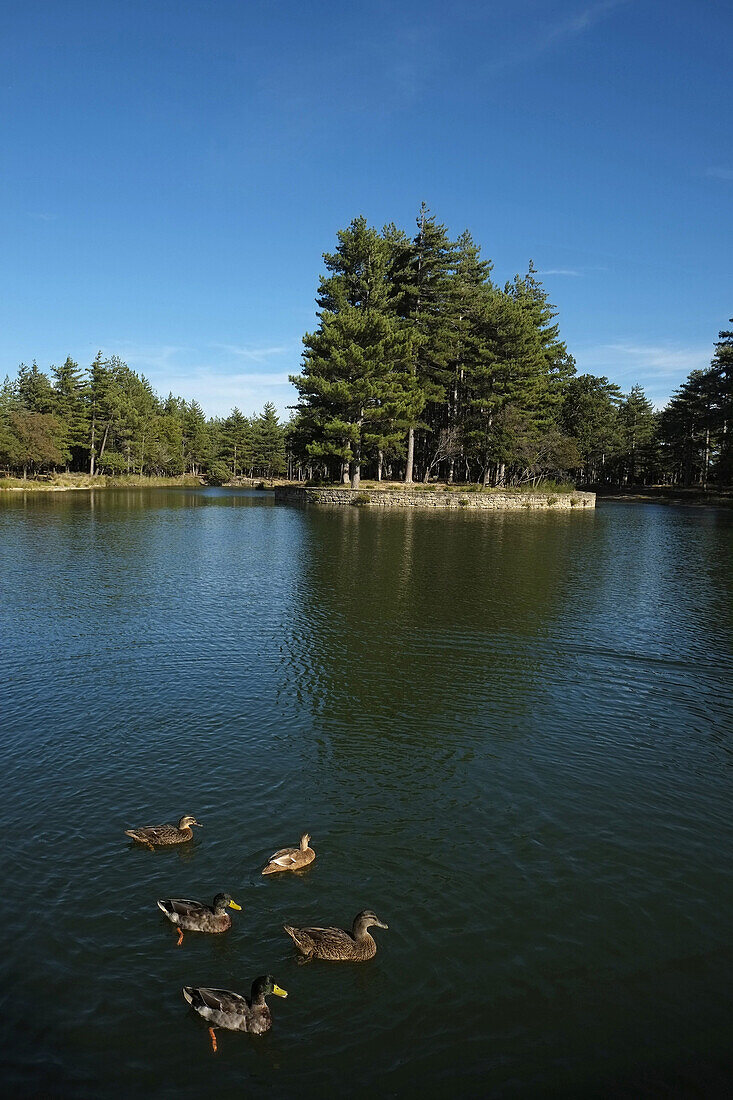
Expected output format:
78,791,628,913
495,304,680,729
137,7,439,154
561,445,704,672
1,488,731,1098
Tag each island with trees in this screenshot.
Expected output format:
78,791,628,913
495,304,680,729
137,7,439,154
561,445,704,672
1,207,730,502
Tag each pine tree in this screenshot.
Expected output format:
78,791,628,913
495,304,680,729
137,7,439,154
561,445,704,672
437,230,494,482
52,356,89,469
253,402,286,477
710,321,733,483
660,368,721,487
505,262,575,428
220,407,251,477
393,204,456,482
292,217,419,488
183,400,209,475
616,385,657,485
560,374,622,483
17,362,56,414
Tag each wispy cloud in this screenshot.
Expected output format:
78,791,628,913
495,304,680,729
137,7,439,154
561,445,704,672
704,167,733,181
603,343,710,376
150,368,296,418
485,0,629,74
212,342,295,362
96,341,300,418
536,268,583,277
547,0,629,40
103,343,191,377
576,341,711,406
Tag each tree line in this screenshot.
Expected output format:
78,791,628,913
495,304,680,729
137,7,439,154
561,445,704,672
1,208,730,489
0,353,287,481
289,207,731,489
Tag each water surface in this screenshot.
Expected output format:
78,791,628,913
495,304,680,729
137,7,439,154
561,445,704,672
1,489,731,1097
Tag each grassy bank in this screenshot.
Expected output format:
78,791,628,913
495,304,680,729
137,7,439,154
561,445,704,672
596,486,733,508
0,473,204,492
296,478,577,494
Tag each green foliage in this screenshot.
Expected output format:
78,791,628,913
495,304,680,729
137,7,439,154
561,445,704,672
291,210,585,487
292,216,421,488
206,460,231,485
2,409,65,473
0,352,289,484
253,402,286,476
290,213,728,492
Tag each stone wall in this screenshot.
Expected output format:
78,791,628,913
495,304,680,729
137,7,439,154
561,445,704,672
274,487,595,510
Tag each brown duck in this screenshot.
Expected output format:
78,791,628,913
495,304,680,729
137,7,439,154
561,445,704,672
283,909,388,961
261,832,315,875
157,892,242,946
125,814,201,849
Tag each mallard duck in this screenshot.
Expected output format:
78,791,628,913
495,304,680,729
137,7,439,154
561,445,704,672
125,815,201,849
283,909,388,961
261,832,315,875
182,975,288,1051
157,892,242,946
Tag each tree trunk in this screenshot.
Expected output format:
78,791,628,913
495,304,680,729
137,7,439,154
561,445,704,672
351,418,363,489
89,411,96,475
98,423,110,464
377,449,383,482
341,459,349,484
405,427,415,483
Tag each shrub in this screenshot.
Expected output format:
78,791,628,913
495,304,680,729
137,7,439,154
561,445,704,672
206,461,231,486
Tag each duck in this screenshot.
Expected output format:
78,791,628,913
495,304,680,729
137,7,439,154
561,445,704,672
157,892,242,946
283,909,388,961
261,832,315,875
125,815,202,849
182,975,288,1051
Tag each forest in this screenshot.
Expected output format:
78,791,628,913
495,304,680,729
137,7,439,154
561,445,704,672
1,207,730,490
290,208,731,489
0,354,287,482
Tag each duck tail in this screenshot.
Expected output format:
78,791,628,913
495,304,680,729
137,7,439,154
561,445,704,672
182,986,194,1005
283,925,311,954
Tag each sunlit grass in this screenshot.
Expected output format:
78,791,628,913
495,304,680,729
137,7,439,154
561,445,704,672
0,473,204,491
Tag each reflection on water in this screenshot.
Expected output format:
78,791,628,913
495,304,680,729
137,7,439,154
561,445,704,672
0,489,731,1097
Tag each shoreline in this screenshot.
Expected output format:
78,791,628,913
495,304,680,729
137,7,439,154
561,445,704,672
274,486,596,510
0,475,205,493
596,488,732,508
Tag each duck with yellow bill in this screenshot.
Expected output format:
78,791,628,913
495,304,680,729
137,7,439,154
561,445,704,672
182,975,288,1050
157,892,242,946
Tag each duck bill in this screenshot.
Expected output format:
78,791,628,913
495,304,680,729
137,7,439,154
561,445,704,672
375,919,389,929
272,985,288,998
228,900,242,911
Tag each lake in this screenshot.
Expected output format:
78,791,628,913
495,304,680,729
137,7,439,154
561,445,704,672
1,488,731,1098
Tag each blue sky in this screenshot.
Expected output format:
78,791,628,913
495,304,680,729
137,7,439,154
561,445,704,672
1,0,730,416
